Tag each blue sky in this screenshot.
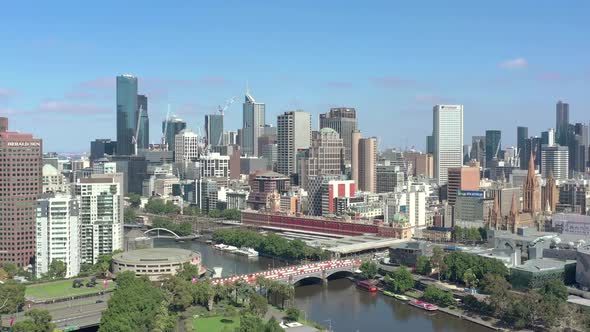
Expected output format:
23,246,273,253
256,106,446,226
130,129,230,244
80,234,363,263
1,1,589,152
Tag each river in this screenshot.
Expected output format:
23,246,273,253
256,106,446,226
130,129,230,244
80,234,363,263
155,239,491,331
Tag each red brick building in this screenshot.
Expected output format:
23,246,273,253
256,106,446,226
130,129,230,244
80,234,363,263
0,117,42,268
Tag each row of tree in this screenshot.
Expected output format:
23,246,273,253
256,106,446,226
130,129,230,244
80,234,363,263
451,226,487,243
464,274,581,329
152,217,193,236
143,197,241,220
213,229,327,261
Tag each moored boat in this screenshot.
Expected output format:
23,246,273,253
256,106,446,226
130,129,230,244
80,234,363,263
409,299,438,311
393,294,409,301
357,280,378,292
234,247,259,258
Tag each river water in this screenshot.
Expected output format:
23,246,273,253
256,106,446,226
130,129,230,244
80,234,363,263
155,239,491,332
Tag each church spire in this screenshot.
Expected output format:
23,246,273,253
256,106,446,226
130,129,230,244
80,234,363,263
510,192,519,216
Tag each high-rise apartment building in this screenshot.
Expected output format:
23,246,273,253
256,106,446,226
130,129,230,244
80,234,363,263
470,136,486,167
137,94,149,151
517,126,528,169
485,130,501,164
358,137,377,193
174,129,200,162
433,105,464,186
162,115,187,151
319,108,358,164
541,144,569,180
205,114,224,147
242,90,266,156
556,100,570,146
297,128,344,189
277,111,311,176
75,177,122,264
351,130,361,186
0,118,42,267
36,194,80,278
376,163,405,193
116,74,138,155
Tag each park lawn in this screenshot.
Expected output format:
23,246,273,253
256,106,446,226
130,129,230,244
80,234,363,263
193,316,240,332
26,279,116,300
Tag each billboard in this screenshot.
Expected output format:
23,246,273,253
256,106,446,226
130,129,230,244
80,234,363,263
457,190,484,198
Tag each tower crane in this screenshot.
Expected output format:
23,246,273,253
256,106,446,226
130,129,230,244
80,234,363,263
132,105,144,156
494,139,502,160
216,96,237,146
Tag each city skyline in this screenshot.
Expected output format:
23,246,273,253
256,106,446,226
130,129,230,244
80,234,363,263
1,2,590,152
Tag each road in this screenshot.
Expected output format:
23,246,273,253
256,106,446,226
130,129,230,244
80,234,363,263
1,293,110,329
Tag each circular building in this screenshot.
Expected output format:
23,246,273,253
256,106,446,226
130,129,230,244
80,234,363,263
112,248,206,281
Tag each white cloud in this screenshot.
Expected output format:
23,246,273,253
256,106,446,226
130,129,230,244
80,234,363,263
499,57,528,69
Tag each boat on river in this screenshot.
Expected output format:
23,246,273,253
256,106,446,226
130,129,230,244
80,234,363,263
383,290,409,301
357,280,378,292
234,247,259,258
409,299,438,311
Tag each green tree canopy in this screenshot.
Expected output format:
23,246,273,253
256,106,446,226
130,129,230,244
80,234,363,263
422,285,455,307
415,256,432,276
12,309,55,332
388,267,415,293
0,281,25,313
47,259,67,279
359,261,378,280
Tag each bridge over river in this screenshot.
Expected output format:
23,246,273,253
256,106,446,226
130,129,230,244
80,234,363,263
212,259,362,286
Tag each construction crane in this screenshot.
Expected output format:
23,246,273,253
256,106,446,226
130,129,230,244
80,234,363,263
216,96,237,146
494,138,502,160
132,105,144,156
161,104,171,150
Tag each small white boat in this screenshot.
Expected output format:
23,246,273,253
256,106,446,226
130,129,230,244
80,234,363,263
234,247,259,258
223,245,238,252
213,244,228,250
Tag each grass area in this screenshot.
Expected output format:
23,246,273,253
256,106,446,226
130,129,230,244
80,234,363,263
404,290,422,299
193,316,240,332
26,279,116,300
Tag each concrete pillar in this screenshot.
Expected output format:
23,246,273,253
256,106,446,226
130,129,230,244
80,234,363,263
288,275,293,285
322,270,328,286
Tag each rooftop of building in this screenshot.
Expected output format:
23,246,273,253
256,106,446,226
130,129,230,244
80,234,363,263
112,248,200,264
511,258,576,273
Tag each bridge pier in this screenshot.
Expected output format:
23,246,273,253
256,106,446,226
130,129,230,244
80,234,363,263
322,270,328,286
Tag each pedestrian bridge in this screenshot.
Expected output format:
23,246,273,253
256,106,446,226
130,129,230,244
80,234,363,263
212,259,362,286
144,228,199,240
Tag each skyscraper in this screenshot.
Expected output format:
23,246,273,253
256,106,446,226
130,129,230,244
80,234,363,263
556,100,569,146
433,105,464,186
277,111,311,176
517,126,528,169
0,118,42,267
137,94,149,150
116,74,138,155
351,130,361,186
470,136,486,167
358,137,377,193
162,115,187,151
485,130,501,164
205,114,224,147
297,128,345,189
319,108,358,164
541,145,569,180
242,90,266,156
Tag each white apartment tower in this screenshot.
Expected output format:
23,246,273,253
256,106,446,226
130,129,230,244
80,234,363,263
433,105,464,186
36,194,81,278
174,129,200,162
75,178,122,264
277,111,312,176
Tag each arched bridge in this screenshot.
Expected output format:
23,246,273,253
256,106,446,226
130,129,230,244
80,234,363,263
144,228,199,240
212,259,362,286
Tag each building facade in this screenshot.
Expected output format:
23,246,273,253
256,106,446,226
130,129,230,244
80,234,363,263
163,116,187,151
0,118,43,267
36,194,80,278
433,105,464,186
174,129,200,162
358,137,377,193
541,144,569,180
319,108,357,164
116,74,138,156
242,91,266,156
297,128,344,190
205,113,224,147
137,94,149,151
277,111,311,176
447,166,480,205
75,178,122,264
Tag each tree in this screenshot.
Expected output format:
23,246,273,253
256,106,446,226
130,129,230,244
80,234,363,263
12,309,55,332
415,256,432,276
124,208,137,224
192,279,214,308
390,267,415,293
422,285,455,307
430,247,446,281
359,261,378,280
221,208,241,220
248,293,268,317
0,281,25,313
128,193,141,208
236,313,264,332
213,282,231,303
481,273,511,317
539,279,568,302
462,268,478,289
99,272,164,332
285,307,301,321
264,317,283,332
1,263,18,279
161,276,193,311
47,259,67,279
152,300,176,332
176,262,199,281
208,209,222,218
